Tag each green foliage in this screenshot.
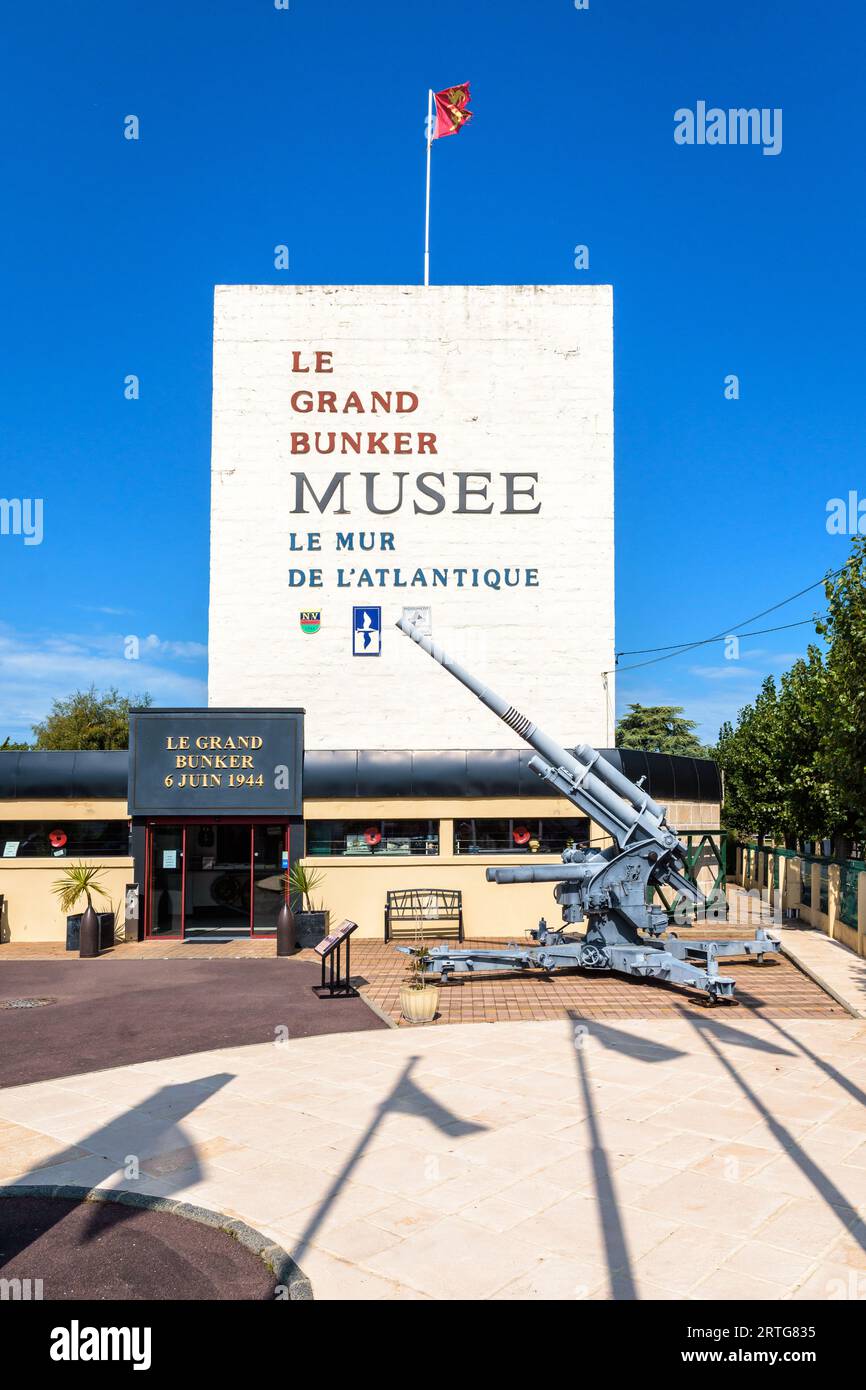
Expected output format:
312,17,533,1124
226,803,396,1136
403,944,431,990
716,653,836,843
31,687,151,751
776,651,841,841
285,862,325,912
51,863,110,914
716,678,782,840
716,538,866,846
616,703,707,756
0,737,31,751
815,538,866,842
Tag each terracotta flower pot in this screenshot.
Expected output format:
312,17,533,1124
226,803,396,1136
399,983,439,1024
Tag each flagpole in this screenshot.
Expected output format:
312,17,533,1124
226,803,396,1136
424,88,433,286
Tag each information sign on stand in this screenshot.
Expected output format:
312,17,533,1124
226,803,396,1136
313,919,359,998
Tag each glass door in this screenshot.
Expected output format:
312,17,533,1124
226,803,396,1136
149,826,184,937
184,823,252,938
145,822,291,940
252,825,289,935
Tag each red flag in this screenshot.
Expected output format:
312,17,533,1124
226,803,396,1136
433,83,473,139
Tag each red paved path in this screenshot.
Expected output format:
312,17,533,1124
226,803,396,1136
0,1196,276,1299
0,959,385,1086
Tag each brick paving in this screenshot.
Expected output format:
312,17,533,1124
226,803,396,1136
3,915,845,1024
351,934,844,1025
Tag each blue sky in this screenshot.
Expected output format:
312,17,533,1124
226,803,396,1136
1,0,863,744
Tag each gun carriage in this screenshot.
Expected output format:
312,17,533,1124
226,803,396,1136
396,618,778,1003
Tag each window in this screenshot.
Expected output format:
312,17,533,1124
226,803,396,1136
454,817,590,856
307,820,439,857
0,821,130,858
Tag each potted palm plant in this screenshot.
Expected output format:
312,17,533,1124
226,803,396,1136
285,863,329,948
52,863,111,957
399,942,440,1024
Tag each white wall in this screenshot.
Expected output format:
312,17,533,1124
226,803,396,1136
209,285,615,750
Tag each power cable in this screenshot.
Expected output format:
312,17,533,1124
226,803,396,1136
605,564,846,676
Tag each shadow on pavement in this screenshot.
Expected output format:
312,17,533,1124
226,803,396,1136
678,1007,866,1258
2,1074,234,1259
288,1056,487,1266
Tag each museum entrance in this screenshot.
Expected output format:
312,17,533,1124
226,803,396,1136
144,820,293,940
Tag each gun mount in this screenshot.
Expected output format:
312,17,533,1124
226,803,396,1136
395,618,779,1002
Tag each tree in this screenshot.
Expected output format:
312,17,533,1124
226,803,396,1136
815,536,866,849
717,652,837,845
616,703,707,756
0,737,31,751
715,677,784,841
29,687,151,751
706,539,866,851
774,649,840,845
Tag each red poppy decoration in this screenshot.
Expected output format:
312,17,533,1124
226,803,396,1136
364,826,382,847
512,825,531,846
49,829,68,849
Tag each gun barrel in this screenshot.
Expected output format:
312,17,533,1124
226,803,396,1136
486,865,595,884
396,616,583,772
573,743,665,823
396,617,513,722
396,618,671,849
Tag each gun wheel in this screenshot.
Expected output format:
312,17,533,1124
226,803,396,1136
579,944,608,970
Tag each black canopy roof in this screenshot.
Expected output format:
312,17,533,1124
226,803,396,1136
0,748,721,806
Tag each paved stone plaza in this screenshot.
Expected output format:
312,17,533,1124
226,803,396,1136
3,887,865,1300
1,1012,864,1300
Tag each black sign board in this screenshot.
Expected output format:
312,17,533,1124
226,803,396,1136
128,708,304,817
312,919,359,998
314,918,359,957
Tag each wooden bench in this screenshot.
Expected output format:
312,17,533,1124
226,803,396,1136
384,889,464,943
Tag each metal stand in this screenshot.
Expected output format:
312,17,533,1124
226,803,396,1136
312,919,359,998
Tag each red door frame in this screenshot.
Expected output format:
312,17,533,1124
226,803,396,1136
144,818,292,939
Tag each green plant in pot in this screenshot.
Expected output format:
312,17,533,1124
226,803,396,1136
399,941,440,1024
52,863,110,958
284,862,330,948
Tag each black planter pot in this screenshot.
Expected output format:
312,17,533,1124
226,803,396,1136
66,912,115,953
295,910,330,949
78,904,100,958
275,901,297,956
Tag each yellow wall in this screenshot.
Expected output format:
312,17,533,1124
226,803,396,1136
2,799,128,821
301,796,720,938
0,858,134,944
0,794,720,943
0,799,134,943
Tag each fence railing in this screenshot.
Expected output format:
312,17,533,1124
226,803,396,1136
840,860,866,929
649,830,727,922
737,843,865,955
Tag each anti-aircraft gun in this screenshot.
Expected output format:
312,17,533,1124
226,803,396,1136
396,618,779,1002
